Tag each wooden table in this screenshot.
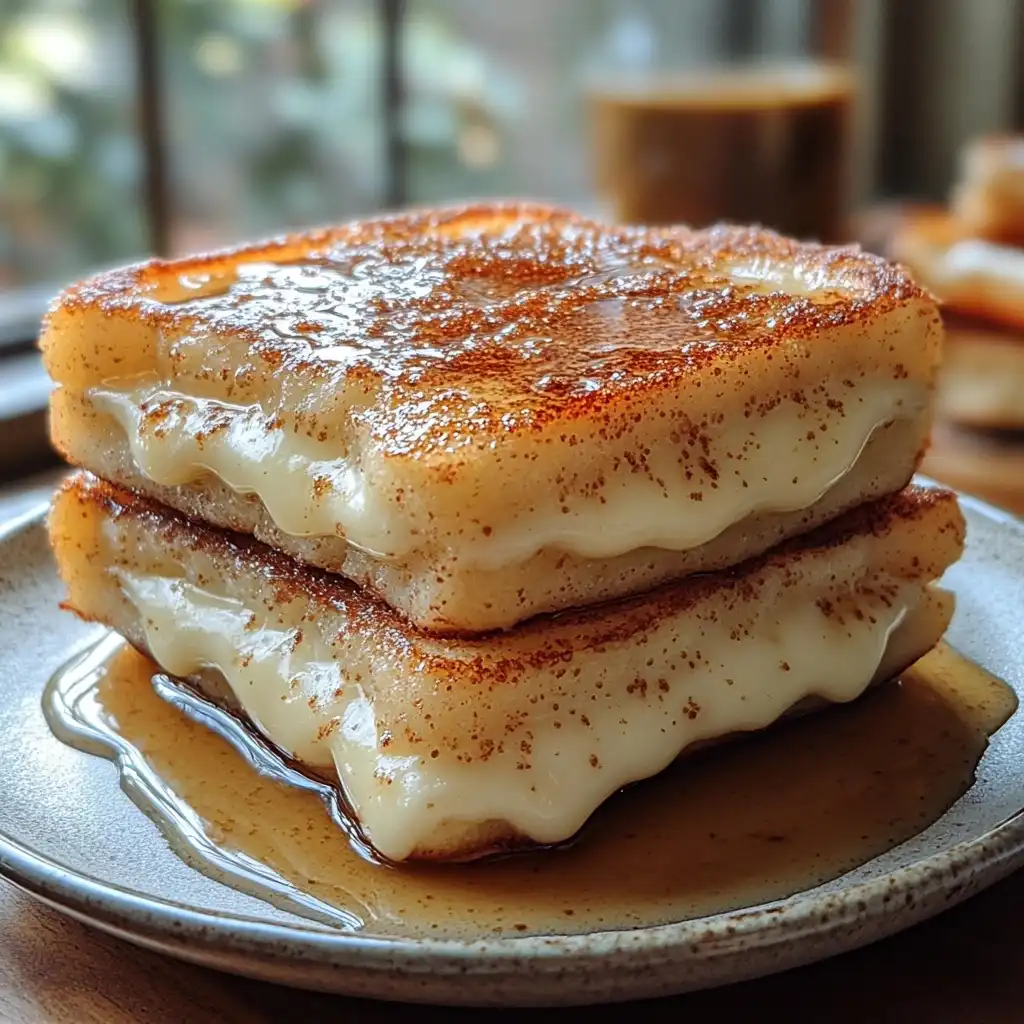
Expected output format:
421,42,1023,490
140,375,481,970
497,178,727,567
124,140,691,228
3,473,1022,1021
3,869,1023,1022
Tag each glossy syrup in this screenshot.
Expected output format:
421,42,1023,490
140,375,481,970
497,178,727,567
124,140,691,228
44,635,1017,939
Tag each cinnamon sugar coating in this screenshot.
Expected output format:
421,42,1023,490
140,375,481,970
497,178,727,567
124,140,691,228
44,201,931,456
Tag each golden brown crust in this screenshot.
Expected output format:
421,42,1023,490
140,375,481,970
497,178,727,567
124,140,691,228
42,201,932,456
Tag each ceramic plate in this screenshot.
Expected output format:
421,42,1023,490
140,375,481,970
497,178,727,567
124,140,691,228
1,490,1024,1008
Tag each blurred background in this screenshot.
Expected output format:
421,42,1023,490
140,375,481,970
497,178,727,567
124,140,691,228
3,0,1024,509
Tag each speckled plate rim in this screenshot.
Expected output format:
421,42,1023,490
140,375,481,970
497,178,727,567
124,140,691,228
2,487,1024,1006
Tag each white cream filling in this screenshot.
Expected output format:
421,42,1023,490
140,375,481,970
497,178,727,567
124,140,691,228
116,570,924,862
92,378,922,569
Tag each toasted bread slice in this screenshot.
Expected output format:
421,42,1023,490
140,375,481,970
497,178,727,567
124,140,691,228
50,472,964,862
890,207,1024,331
951,135,1024,246
43,203,941,632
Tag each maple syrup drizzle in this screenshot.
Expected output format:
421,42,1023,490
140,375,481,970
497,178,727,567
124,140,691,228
44,635,1016,939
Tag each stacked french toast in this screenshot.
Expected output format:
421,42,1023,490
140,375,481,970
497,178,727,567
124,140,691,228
44,202,963,862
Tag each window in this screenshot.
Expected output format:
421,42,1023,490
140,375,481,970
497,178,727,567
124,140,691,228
0,0,857,313
0,0,393,356
0,1,144,298
402,0,598,208
161,0,386,253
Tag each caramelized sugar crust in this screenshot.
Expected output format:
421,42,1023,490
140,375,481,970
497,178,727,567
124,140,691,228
43,201,932,457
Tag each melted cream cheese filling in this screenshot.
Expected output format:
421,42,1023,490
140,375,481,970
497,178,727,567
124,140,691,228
116,569,926,862
91,378,924,569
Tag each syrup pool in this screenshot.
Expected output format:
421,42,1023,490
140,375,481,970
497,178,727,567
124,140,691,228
44,634,1016,940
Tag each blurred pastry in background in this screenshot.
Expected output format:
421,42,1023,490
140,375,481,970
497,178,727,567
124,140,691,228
952,136,1024,247
888,135,1024,515
891,207,1024,332
890,207,1024,429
